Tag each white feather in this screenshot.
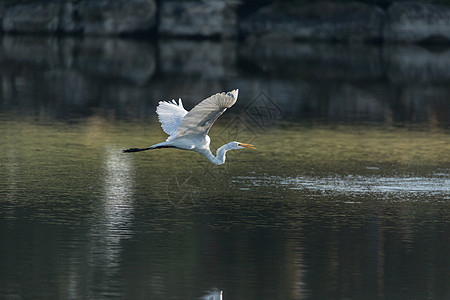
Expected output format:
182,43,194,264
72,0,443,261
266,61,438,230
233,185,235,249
176,89,239,137
156,98,188,137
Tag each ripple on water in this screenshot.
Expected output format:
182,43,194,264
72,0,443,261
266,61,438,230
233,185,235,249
233,173,450,198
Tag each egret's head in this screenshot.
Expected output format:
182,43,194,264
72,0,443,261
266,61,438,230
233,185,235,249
234,142,256,150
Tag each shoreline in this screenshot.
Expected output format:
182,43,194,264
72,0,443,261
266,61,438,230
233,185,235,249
1,1,450,44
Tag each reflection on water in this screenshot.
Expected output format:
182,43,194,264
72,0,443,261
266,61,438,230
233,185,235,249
1,36,450,126
3,149,17,202
82,147,134,298
0,36,449,299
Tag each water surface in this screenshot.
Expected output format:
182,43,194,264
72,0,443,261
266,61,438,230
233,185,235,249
1,36,449,299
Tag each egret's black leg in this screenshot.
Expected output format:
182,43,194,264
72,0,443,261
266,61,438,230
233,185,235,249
123,145,176,153
123,147,152,153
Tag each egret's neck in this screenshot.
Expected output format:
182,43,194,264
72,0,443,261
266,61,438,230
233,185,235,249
202,143,235,165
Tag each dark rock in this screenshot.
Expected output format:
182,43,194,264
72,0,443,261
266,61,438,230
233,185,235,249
2,0,157,35
0,4,4,33
60,2,82,34
77,0,157,36
3,2,61,33
240,2,385,42
159,0,239,38
383,1,450,43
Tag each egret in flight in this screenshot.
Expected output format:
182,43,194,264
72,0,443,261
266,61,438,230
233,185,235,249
123,89,255,165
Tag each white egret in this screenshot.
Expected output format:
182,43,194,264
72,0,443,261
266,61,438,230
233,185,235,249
123,89,255,165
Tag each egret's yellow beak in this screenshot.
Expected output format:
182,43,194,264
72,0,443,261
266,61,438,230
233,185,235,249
239,143,256,149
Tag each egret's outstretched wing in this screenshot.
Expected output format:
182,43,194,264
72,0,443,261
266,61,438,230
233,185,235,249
156,98,188,137
176,89,239,137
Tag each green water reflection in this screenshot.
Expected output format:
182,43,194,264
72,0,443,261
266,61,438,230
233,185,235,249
0,117,448,299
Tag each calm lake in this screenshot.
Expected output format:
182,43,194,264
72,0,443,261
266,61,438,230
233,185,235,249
0,36,449,299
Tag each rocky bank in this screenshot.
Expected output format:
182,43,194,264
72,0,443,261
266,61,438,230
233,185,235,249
1,0,450,43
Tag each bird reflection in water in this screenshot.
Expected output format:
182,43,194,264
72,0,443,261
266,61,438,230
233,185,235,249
201,288,223,300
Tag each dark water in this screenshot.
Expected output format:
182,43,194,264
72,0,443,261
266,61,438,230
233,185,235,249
1,36,449,299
